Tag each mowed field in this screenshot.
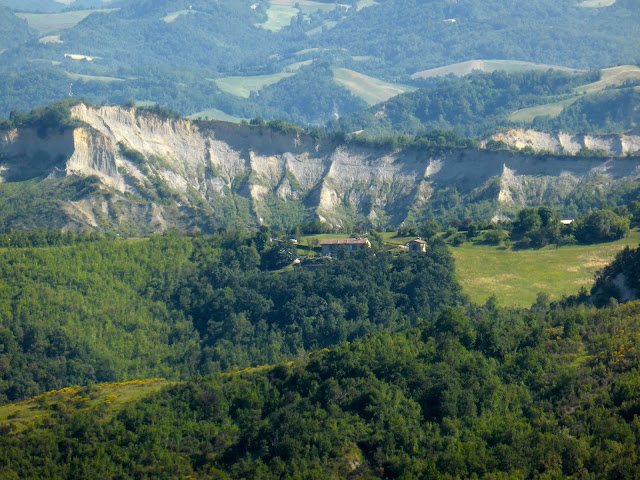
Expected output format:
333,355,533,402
213,72,295,98
574,65,640,94
332,68,416,105
509,97,578,122
257,0,340,32
578,0,616,7
17,9,117,34
411,59,582,80
187,108,245,123
65,72,124,83
452,230,640,307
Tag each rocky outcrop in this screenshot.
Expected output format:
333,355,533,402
1,106,640,233
487,128,640,156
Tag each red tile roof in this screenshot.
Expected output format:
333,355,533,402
320,238,370,245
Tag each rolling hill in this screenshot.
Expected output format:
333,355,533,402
0,0,639,124
334,68,640,138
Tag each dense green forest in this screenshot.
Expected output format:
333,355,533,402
3,278,640,477
0,230,461,404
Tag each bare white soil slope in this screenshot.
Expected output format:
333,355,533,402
1,106,640,232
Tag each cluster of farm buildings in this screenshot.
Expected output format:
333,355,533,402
319,238,427,257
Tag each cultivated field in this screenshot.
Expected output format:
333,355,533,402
411,60,582,80
66,72,124,83
574,65,640,94
509,97,578,123
187,108,245,123
17,9,117,34
257,0,342,32
452,230,640,307
578,0,616,7
213,71,295,98
332,68,416,105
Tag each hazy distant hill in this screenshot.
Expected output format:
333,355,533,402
0,7,34,51
334,68,640,138
0,0,638,123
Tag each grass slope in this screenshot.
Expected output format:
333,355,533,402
213,71,296,98
509,65,640,122
16,9,117,34
0,380,169,433
411,59,583,80
257,0,338,32
187,108,245,122
65,72,124,83
509,97,578,122
332,68,416,106
452,230,640,307
578,0,616,7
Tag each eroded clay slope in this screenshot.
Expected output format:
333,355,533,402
1,105,639,233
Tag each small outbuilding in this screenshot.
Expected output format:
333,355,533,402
321,238,371,257
408,238,427,253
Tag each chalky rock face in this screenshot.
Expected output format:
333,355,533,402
1,105,639,233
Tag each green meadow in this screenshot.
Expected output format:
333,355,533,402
452,230,640,307
332,68,416,105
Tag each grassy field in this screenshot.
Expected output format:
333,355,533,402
213,71,295,98
258,0,347,31
574,65,640,94
578,0,616,7
162,10,199,23
66,72,124,83
332,68,416,105
452,230,640,307
356,0,379,10
17,9,118,34
509,97,579,123
0,380,169,433
301,230,639,307
187,108,245,123
411,60,582,80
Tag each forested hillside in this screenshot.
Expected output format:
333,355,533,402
3,295,640,478
0,7,33,51
0,230,461,404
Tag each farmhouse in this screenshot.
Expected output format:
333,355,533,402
321,238,371,257
561,218,575,225
408,238,427,253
